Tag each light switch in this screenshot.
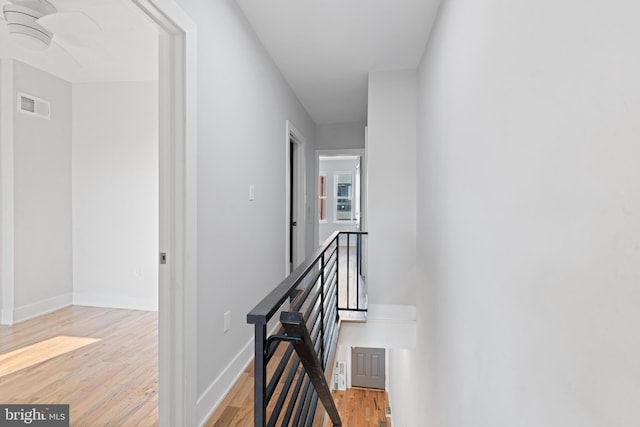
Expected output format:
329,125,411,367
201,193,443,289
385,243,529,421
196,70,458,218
249,185,255,201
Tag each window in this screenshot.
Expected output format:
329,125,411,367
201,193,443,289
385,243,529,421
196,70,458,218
319,174,327,222
334,172,353,221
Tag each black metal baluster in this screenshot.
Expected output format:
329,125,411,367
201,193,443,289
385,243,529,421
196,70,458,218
356,233,360,310
247,231,367,427
254,323,267,427
320,252,325,368
346,233,350,309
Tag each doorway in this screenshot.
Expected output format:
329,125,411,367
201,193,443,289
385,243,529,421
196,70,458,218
285,120,306,273
317,149,367,311
0,0,195,424
351,347,386,390
130,1,197,425
317,152,364,245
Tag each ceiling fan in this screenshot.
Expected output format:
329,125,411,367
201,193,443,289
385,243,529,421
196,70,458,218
0,0,100,53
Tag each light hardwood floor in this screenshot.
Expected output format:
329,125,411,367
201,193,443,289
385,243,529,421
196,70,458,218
204,352,391,427
331,388,390,427
0,306,389,426
0,306,158,426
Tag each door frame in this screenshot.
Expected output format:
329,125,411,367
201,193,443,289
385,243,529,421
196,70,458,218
285,120,306,274
133,1,197,425
0,58,15,325
0,0,197,423
315,149,366,245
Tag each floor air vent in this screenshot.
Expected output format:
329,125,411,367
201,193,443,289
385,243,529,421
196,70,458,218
16,92,51,119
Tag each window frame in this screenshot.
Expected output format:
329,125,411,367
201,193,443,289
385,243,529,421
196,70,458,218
318,173,328,223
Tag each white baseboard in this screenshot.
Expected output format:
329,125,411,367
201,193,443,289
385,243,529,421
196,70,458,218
73,292,158,311
0,308,13,325
196,336,254,427
11,292,73,324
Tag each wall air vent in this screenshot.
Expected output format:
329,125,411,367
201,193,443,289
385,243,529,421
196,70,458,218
16,92,51,119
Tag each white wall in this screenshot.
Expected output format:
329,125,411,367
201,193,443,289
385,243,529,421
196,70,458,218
319,157,360,243
416,0,640,426
367,70,417,305
388,348,419,427
316,122,365,150
0,67,157,323
10,60,73,322
169,1,316,422
72,82,158,311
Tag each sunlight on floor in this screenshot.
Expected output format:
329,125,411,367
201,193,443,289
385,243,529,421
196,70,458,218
0,336,100,378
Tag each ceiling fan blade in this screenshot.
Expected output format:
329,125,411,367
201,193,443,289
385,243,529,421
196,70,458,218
36,11,100,35
49,38,82,67
53,33,115,62
10,0,56,15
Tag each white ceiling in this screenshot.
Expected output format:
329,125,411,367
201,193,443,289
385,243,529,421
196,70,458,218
236,0,441,124
0,0,158,83
1,0,438,119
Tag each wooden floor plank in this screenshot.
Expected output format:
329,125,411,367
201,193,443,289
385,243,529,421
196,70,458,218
204,353,392,427
0,306,158,426
329,387,391,427
0,306,389,426
0,336,100,377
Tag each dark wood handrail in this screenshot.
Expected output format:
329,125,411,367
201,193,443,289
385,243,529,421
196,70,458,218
280,311,342,426
247,231,368,427
247,231,368,325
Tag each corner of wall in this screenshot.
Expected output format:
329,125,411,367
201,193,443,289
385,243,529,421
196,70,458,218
72,292,158,312
12,293,73,324
0,58,15,324
0,308,14,326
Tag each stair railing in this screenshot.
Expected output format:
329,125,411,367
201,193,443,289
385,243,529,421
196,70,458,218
247,231,367,427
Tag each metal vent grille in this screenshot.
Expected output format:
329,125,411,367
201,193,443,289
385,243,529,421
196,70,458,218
20,96,35,113
16,92,51,119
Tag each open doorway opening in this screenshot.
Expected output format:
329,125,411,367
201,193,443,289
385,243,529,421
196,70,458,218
285,120,306,273
0,0,196,424
318,155,362,244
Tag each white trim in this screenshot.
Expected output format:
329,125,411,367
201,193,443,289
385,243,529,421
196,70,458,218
196,336,254,427
362,127,368,276
0,309,12,325
133,1,197,425
285,120,307,274
72,292,158,312
13,293,73,324
0,59,15,326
